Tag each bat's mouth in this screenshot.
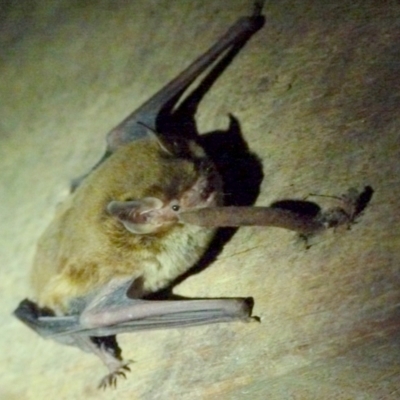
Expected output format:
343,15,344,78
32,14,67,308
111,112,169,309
202,169,223,207
200,179,217,203
182,172,222,210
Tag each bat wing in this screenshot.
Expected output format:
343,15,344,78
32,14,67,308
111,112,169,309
14,278,253,389
14,278,254,341
105,9,265,152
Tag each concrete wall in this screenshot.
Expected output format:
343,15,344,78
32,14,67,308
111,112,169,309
1,0,400,398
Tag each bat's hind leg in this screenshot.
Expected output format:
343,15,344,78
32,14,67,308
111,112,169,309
14,299,131,388
77,335,132,389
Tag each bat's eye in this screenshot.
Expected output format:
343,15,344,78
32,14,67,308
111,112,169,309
171,204,180,212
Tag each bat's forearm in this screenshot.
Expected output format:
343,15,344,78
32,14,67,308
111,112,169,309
179,186,369,234
179,206,324,234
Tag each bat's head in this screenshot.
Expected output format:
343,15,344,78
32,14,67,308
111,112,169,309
106,134,222,235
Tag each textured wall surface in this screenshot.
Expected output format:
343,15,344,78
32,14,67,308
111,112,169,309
1,0,400,399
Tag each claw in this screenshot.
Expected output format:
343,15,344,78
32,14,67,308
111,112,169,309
97,360,133,389
116,370,126,378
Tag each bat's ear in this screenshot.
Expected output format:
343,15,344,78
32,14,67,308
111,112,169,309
107,197,168,234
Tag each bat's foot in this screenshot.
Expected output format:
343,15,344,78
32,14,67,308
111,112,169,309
298,186,373,248
98,360,132,389
89,335,133,389
318,186,374,229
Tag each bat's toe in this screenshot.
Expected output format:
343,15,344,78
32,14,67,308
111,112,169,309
98,360,133,390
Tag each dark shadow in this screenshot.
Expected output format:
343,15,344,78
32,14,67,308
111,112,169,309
165,114,264,288
353,185,374,217
155,30,264,140
270,200,321,218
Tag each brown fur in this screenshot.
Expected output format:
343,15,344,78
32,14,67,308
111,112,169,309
31,137,219,314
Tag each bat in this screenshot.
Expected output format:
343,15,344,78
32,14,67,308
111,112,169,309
13,0,370,389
